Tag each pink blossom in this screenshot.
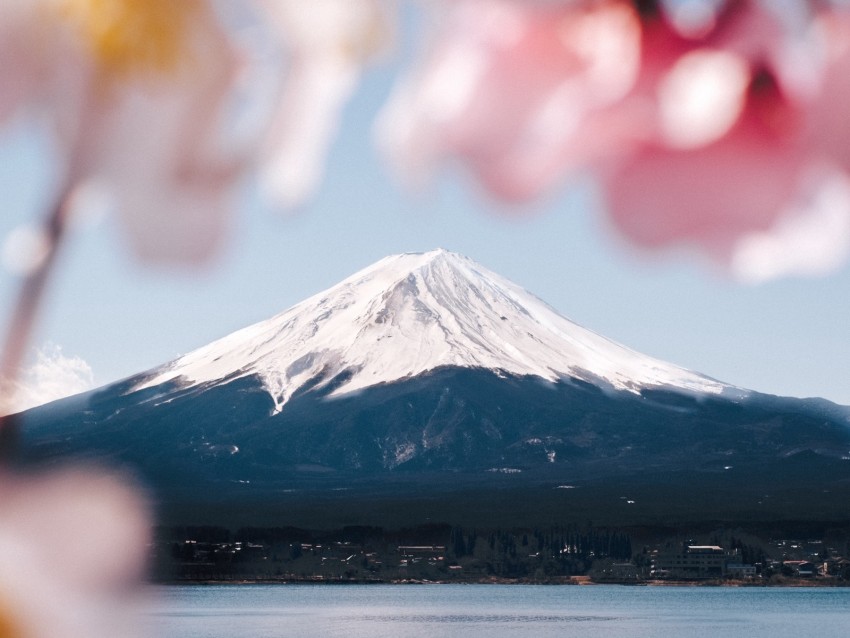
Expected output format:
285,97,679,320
0,467,151,638
73,7,243,264
0,1,393,266
378,0,643,201
603,2,807,251
603,1,850,279
384,0,850,279
807,9,850,176
0,1,243,265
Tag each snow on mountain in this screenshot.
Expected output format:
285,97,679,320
136,249,733,413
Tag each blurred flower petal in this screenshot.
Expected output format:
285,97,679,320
604,1,850,277
378,0,641,201
1,224,52,276
4,0,850,280
254,0,393,208
0,2,36,123
605,101,806,252
0,1,246,265
257,54,361,209
1,0,395,259
656,48,750,148
730,167,850,282
68,1,242,264
0,467,151,638
605,145,800,254
807,10,850,174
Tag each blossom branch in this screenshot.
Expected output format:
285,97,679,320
0,190,70,456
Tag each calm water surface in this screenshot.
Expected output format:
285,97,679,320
148,584,850,638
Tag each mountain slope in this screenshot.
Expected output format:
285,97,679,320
135,249,732,414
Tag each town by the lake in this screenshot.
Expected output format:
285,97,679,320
156,524,850,586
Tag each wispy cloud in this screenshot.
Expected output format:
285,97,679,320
0,343,94,415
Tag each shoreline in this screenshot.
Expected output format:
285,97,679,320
157,576,849,587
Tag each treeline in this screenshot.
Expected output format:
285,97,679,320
450,526,632,560
160,523,632,559
155,523,634,582
447,525,632,579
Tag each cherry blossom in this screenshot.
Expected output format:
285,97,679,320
0,0,393,267
382,0,850,280
600,1,850,281
253,0,393,208
378,0,643,201
0,467,151,638
0,0,241,265
603,3,808,251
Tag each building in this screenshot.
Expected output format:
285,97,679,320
726,563,757,579
783,560,816,577
652,545,726,579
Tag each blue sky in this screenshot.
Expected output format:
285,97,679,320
2,24,850,408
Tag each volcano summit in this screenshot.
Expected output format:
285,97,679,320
137,248,731,412
19,250,850,527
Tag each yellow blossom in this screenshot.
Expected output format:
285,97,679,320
59,0,202,77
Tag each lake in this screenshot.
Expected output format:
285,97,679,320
147,584,850,637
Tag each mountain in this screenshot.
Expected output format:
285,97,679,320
135,248,734,411
17,250,850,528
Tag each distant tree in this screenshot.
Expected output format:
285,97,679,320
450,526,467,557
466,532,477,556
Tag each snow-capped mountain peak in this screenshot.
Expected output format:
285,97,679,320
137,249,731,412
